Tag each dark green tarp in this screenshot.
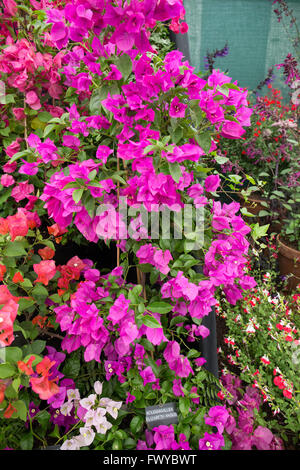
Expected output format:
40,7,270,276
183,0,300,100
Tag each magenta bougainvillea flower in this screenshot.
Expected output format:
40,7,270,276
204,405,230,434
169,96,187,118
198,432,225,450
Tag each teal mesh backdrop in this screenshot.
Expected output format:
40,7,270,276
184,0,300,100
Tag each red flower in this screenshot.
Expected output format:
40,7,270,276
47,223,67,244
4,403,17,419
0,218,9,235
283,389,292,399
0,382,6,404
33,260,56,286
260,356,270,365
38,246,55,260
30,375,59,400
0,265,6,282
17,355,36,376
30,357,59,400
32,315,48,328
12,272,24,283
6,213,29,241
274,376,285,390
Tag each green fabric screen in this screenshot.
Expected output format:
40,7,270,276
184,0,300,100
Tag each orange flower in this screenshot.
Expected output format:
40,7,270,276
47,223,67,244
12,272,24,283
17,355,36,376
30,357,59,400
36,357,55,376
0,218,9,235
4,403,17,419
38,246,55,260
30,375,60,400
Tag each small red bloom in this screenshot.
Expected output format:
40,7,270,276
0,382,6,404
12,272,24,283
283,389,292,399
0,265,6,282
274,376,285,389
38,246,55,260
17,355,36,376
4,403,17,419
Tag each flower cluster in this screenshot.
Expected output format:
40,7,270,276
216,275,300,437
0,0,261,451
220,373,284,450
60,381,122,450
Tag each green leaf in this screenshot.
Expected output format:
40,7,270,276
3,241,27,257
43,123,56,138
170,315,187,327
137,263,153,273
4,384,18,399
12,377,21,393
88,169,97,180
72,188,84,204
251,223,269,242
20,432,34,449
89,91,102,114
89,85,111,114
171,126,183,144
214,155,229,165
4,347,22,363
272,190,285,198
36,409,51,432
23,354,43,367
2,94,15,104
8,150,30,164
0,188,12,205
115,54,132,80
179,397,190,417
40,239,55,251
142,315,162,329
112,174,127,185
30,340,46,355
62,354,81,378
258,210,270,217
194,131,212,154
38,111,53,123
187,349,200,359
216,84,229,97
124,438,137,449
147,301,173,314
32,284,49,299
31,117,46,130
0,363,16,378
130,415,144,435
168,161,182,183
